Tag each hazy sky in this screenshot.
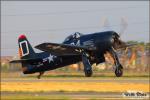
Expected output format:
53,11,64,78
1,1,149,56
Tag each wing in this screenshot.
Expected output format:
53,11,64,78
35,42,96,56
116,42,137,51
125,43,137,47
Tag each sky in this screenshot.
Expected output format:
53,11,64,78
1,1,149,56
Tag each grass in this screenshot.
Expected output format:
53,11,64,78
1,81,149,92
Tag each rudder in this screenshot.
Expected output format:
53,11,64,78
18,35,36,59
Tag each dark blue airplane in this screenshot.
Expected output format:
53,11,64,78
10,31,132,79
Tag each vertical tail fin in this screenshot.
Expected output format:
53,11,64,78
18,35,36,59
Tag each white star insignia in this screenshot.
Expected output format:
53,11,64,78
48,54,54,63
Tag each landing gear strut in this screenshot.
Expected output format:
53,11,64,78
82,52,93,77
115,64,123,77
109,47,123,77
37,71,44,79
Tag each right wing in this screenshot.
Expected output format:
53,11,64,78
35,42,96,56
116,42,138,51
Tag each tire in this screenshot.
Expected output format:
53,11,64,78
85,70,93,77
115,65,123,77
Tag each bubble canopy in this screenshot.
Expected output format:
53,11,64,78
63,32,83,43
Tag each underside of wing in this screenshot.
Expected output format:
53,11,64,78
35,43,96,56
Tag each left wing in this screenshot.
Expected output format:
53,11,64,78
116,42,137,51
35,42,96,56
125,42,137,47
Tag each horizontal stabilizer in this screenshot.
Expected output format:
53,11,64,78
9,58,42,64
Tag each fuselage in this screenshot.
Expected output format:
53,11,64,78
63,31,119,64
23,31,120,74
63,31,118,51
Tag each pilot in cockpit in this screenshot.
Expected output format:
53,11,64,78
63,32,82,44
73,32,82,39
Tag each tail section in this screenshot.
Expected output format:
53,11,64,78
18,35,39,74
18,35,35,59
10,35,49,75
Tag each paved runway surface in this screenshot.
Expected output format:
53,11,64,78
2,90,149,99
0,91,140,99
2,78,149,84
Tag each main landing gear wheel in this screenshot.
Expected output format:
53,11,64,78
109,47,123,77
84,70,93,77
82,52,93,77
115,65,123,77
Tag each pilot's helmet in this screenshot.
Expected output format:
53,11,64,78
74,32,80,38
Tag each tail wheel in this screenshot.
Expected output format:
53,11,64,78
115,65,123,77
37,71,44,79
84,70,93,77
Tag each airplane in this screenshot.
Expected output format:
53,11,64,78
10,31,133,79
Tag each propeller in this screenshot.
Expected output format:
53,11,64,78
101,17,129,68
101,17,112,31
119,17,128,36
101,17,129,50
101,16,128,37
119,17,129,50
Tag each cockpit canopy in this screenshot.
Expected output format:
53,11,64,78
63,32,83,43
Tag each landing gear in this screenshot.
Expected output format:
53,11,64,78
109,47,123,77
82,52,93,77
37,71,44,79
84,69,93,77
115,64,123,77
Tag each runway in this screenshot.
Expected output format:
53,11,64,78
2,77,149,84
1,77,149,99
2,91,146,99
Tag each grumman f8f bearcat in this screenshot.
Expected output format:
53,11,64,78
10,31,134,79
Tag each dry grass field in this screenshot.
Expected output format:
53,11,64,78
1,79,149,92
